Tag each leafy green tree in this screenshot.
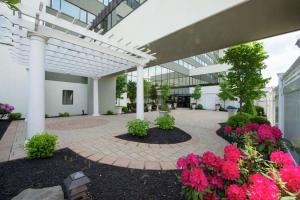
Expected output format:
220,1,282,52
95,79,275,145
219,42,270,110
144,80,151,103
116,75,127,106
218,80,235,108
1,0,20,11
127,81,136,103
161,83,170,104
150,84,158,103
191,85,202,104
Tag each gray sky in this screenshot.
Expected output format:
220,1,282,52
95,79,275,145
260,30,300,87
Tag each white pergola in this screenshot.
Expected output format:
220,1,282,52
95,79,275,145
0,3,156,138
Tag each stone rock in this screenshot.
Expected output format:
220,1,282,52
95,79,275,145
12,186,64,200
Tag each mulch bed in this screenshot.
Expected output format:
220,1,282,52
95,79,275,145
116,127,192,144
0,120,11,141
0,148,183,200
216,123,231,143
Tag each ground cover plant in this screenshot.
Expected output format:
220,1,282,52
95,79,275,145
155,114,175,130
8,112,22,120
59,112,70,117
127,119,150,137
25,132,57,159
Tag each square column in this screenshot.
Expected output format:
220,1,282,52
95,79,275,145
27,33,47,138
136,65,144,120
93,77,100,116
278,73,285,133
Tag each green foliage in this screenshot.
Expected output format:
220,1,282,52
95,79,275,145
127,81,136,103
1,0,20,11
8,112,21,120
195,104,203,110
106,110,114,115
218,79,235,108
191,85,202,104
59,112,70,117
255,105,265,116
25,132,57,159
116,75,127,105
144,80,151,102
250,116,270,125
155,114,175,130
122,107,129,113
159,104,170,112
127,119,150,137
242,100,257,116
150,84,158,103
227,112,252,129
160,83,170,103
219,42,270,108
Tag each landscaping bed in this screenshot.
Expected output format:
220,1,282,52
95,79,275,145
216,122,229,142
0,120,11,140
116,127,192,144
0,148,183,200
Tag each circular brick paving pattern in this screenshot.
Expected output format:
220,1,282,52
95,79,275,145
46,117,109,130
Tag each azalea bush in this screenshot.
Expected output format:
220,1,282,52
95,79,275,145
0,103,14,118
177,142,299,200
224,123,285,157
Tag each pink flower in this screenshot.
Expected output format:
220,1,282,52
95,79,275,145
221,160,240,180
257,124,275,142
224,145,241,163
207,174,224,190
236,128,242,135
204,193,220,200
224,125,232,134
181,169,190,186
226,184,247,200
177,157,188,169
186,153,200,167
271,126,282,139
270,151,294,167
244,123,260,132
279,165,300,193
201,151,223,172
189,167,208,192
248,173,279,200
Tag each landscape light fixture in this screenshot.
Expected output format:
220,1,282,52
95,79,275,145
64,171,91,200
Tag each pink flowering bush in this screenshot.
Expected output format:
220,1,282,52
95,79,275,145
0,103,14,118
177,142,298,200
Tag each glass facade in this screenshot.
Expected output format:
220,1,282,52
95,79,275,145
50,0,96,24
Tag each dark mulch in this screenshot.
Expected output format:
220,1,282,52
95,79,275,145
0,148,183,200
216,123,231,143
116,127,192,144
0,120,11,140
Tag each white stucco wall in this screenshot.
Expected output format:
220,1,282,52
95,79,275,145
45,80,88,116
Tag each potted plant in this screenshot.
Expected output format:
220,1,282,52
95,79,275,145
127,80,136,111
160,83,171,113
115,75,127,114
159,104,170,117
215,103,221,111
191,85,201,110
227,105,238,118
150,84,158,111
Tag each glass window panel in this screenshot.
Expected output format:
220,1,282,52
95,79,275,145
51,0,60,10
61,0,80,19
87,13,95,24
62,90,73,105
79,9,87,22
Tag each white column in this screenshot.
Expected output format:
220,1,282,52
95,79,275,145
93,77,100,116
27,33,47,138
278,73,285,133
136,65,144,120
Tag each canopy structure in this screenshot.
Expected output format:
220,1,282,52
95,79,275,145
0,3,155,78
0,3,155,137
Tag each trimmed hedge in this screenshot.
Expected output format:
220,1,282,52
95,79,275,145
250,116,270,125
195,104,203,110
227,112,252,129
8,112,22,120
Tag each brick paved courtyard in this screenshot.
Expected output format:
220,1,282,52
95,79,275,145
0,109,228,170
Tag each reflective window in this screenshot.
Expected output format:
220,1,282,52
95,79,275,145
61,0,80,19
62,90,73,105
51,0,60,10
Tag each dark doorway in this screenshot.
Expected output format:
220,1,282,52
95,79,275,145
176,96,190,108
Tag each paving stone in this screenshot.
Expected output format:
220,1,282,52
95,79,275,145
145,161,161,170
88,153,105,162
128,160,144,169
99,155,118,165
160,161,176,170
114,158,130,168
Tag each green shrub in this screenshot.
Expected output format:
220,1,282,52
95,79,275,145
8,112,22,120
59,112,69,117
159,104,170,112
151,103,157,111
122,107,129,113
25,132,57,159
195,104,203,110
106,110,114,115
127,119,150,137
255,105,265,116
250,116,270,125
242,101,257,116
155,114,175,130
227,112,252,129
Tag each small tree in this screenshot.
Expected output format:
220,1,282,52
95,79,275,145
144,80,151,103
1,0,20,11
127,81,136,103
219,42,270,110
218,80,235,108
191,85,202,104
150,84,158,103
116,75,127,106
161,83,170,104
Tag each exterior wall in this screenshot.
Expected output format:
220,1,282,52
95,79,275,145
98,75,116,114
